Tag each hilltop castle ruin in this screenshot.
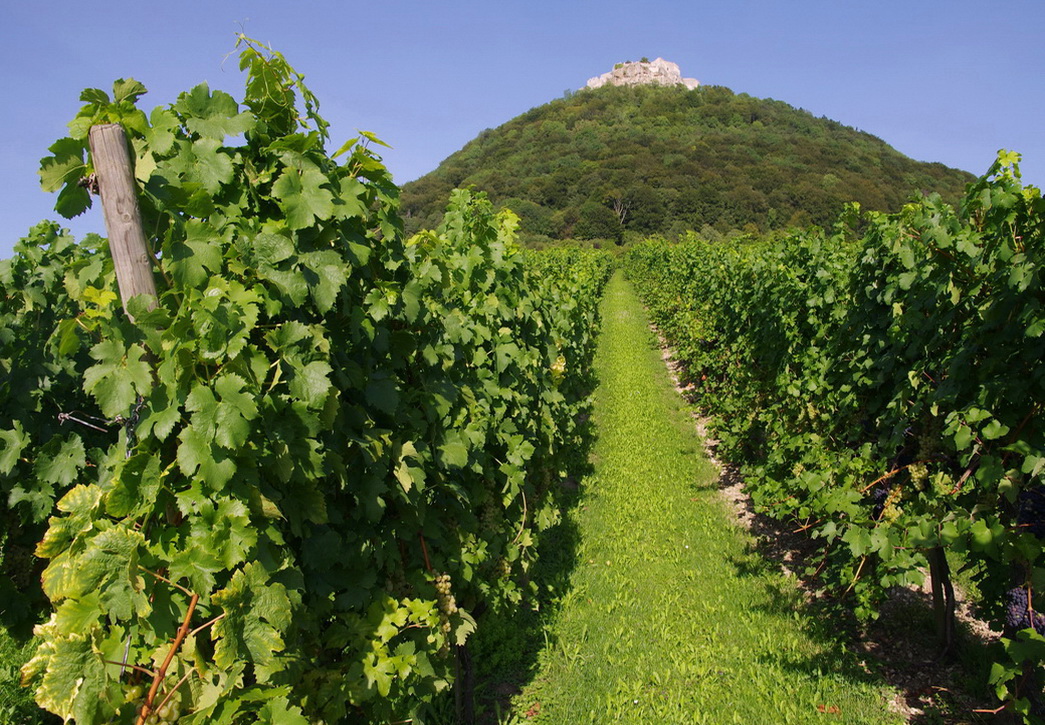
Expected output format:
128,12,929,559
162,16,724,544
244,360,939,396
585,58,699,90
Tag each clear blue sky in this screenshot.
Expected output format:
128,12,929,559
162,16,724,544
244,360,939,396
2,0,1043,259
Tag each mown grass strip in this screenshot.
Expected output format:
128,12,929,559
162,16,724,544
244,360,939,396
511,272,902,724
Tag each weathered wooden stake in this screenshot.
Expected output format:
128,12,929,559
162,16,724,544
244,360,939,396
928,545,956,657
88,123,158,317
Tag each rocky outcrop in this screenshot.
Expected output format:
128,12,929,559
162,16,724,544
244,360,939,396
586,58,699,90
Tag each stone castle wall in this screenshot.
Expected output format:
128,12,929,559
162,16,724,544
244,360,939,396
586,58,699,90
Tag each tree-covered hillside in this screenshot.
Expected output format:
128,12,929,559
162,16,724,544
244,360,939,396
401,84,975,242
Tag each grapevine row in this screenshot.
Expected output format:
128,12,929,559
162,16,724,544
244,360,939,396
625,156,1045,721
0,38,612,723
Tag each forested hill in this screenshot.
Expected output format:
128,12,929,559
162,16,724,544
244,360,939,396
401,84,975,243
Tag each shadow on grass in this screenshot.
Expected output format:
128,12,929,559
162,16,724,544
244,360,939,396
719,469,1010,725
456,447,594,724
466,471,589,724
648,323,1011,724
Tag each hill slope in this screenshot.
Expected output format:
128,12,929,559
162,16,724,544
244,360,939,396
401,84,975,242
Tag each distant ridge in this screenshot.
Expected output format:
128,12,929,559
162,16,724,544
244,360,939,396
402,83,974,243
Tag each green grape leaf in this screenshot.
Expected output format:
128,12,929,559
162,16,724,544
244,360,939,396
76,527,149,620
258,695,310,725
213,373,260,448
451,609,477,646
358,130,391,148
79,87,110,105
35,436,86,486
841,526,871,557
401,280,422,321
165,138,233,194
364,287,390,321
272,165,334,230
239,44,297,136
289,360,332,408
0,422,30,474
55,592,104,632
202,451,238,492
39,137,87,192
144,388,182,443
167,223,224,288
251,232,295,266
112,77,147,104
55,317,83,356
188,496,258,570
982,419,1010,440
39,136,91,217
301,250,347,313
259,265,310,306
495,342,521,373
331,137,357,159
439,433,469,469
344,239,372,267
83,339,152,419
54,180,92,218
212,562,291,683
169,545,224,595
953,424,975,451
105,451,162,518
190,137,234,193
177,424,236,490
365,376,399,415
394,459,414,493
146,106,180,155
23,629,108,724
332,177,369,220
176,83,255,140
363,653,396,698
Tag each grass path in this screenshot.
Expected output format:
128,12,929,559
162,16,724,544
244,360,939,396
509,272,901,724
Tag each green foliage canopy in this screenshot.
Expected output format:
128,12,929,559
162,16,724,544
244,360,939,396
2,37,613,724
625,153,1045,720
402,84,974,243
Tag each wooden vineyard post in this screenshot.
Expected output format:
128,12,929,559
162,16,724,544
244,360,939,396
88,123,158,317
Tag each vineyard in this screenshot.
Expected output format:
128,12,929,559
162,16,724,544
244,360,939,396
1,36,1044,725
0,39,612,723
625,160,1045,721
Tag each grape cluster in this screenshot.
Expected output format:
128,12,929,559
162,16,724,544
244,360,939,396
871,486,889,520
434,573,457,616
880,486,903,524
871,485,903,523
145,701,182,725
384,566,409,598
1017,486,1045,538
931,471,954,497
550,354,566,383
908,462,928,491
916,426,940,459
1003,588,1045,715
127,686,182,724
434,573,457,651
1004,587,1045,635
